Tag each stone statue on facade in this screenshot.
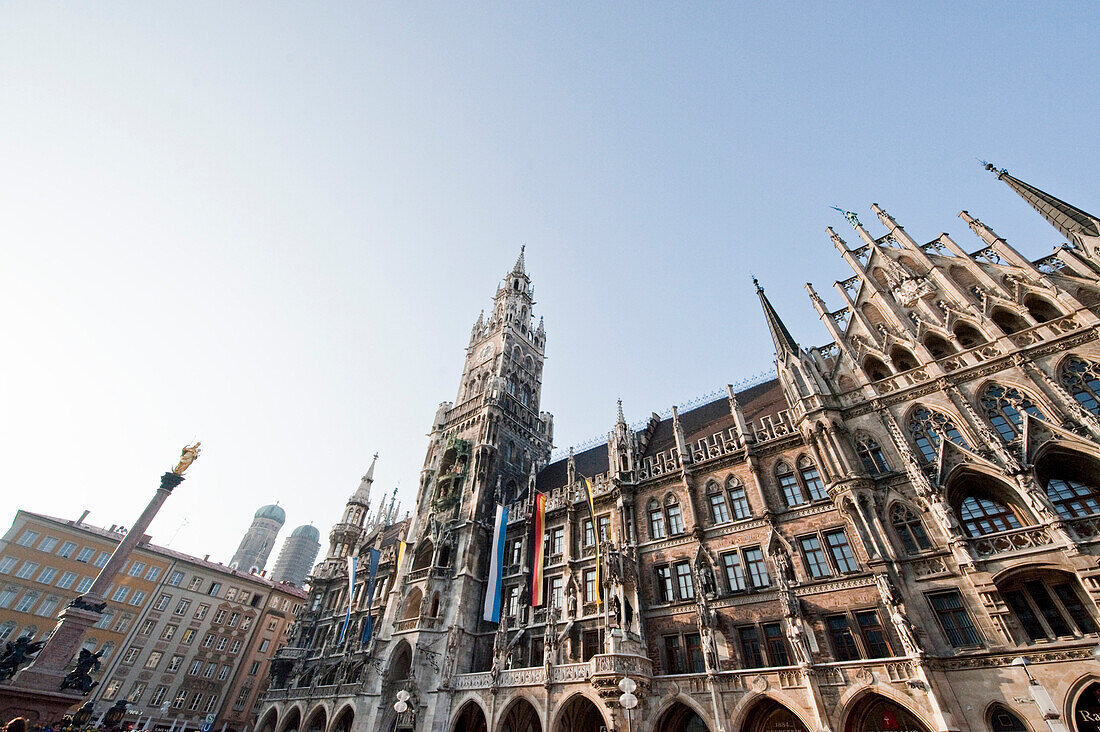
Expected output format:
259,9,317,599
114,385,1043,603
0,635,46,681
60,648,103,694
875,573,923,657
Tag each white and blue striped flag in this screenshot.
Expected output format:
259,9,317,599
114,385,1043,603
338,555,356,645
482,503,508,623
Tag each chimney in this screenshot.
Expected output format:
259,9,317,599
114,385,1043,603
109,524,117,532
76,510,90,525
203,554,210,562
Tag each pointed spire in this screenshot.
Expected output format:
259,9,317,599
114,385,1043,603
616,398,625,425
352,453,378,504
513,245,527,274
754,277,799,356
984,162,1100,245
364,453,378,482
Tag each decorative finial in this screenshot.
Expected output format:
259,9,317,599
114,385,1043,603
978,159,1006,176
831,206,862,229
512,245,526,274
171,442,201,476
616,398,625,424
752,275,762,292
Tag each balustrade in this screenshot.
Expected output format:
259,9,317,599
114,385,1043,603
970,525,1054,558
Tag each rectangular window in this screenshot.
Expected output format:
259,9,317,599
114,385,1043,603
38,536,59,553
0,557,16,574
1053,583,1099,634
202,633,215,648
15,562,39,579
763,622,791,666
248,660,261,675
685,632,705,672
855,611,891,658
582,519,595,548
75,547,94,563
188,660,203,675
597,515,611,542
667,504,684,535
128,590,146,606
778,472,804,507
213,609,227,624
649,508,666,540
234,687,252,711
723,553,746,592
225,587,237,601
103,680,122,700
76,577,94,593
739,626,765,668
127,562,145,577
160,624,177,641
57,541,77,558
259,639,270,653
35,595,60,617
188,577,202,590
112,613,132,633
94,552,110,568
928,591,982,647
204,695,218,713
230,640,242,654
827,615,861,661
92,609,113,629
745,548,770,588
729,485,751,519
207,582,221,596
180,628,196,645
189,693,204,711
122,646,141,665
150,686,168,707
145,566,161,582
154,593,172,611
36,567,58,584
111,586,130,603
0,586,17,608
174,598,192,615
799,536,831,579
664,635,685,674
139,619,156,635
824,530,858,573
127,682,146,703
675,561,694,600
56,572,77,589
195,603,209,620
16,531,40,547
167,655,183,672
218,664,231,680
802,465,827,501
584,570,597,603
173,690,187,708
550,576,564,609
228,612,240,627
144,651,163,669
656,566,674,603
203,661,217,678
167,571,184,586
710,493,730,524
15,591,40,613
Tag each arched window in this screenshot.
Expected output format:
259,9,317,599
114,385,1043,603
890,505,933,554
891,346,919,372
863,356,891,382
992,308,1029,335
997,571,1098,642
1061,357,1100,416
664,494,684,535
924,333,955,359
989,704,1029,732
980,384,1045,441
648,499,666,540
727,478,751,520
953,322,987,348
775,461,802,507
959,495,1022,537
1036,450,1100,520
798,457,827,501
908,407,970,463
1024,295,1061,323
855,435,890,475
707,483,730,524
0,621,15,643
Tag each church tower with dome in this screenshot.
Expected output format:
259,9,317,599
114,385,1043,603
229,503,286,573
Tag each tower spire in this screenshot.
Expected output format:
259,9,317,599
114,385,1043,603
754,277,799,355
984,162,1100,247
513,244,526,274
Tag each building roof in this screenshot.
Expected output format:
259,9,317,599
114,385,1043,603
289,524,321,541
255,504,287,523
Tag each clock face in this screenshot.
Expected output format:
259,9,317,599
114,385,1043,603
480,343,495,359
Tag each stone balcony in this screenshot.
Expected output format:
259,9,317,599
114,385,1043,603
970,525,1055,559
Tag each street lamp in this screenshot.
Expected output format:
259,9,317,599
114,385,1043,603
618,678,638,732
393,689,410,715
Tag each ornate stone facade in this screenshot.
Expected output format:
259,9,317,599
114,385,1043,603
257,167,1100,732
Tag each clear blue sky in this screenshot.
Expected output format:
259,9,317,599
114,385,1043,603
2,3,1097,563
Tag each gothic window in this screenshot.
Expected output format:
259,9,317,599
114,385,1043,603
863,355,891,382
953,322,988,348
727,478,751,519
647,499,665,540
997,573,1098,642
1061,357,1100,416
992,307,1029,335
958,495,1022,537
923,333,955,359
665,495,684,535
1024,295,1062,323
855,434,890,475
980,383,1045,441
890,505,933,554
907,407,970,463
776,462,802,506
798,457,827,501
1036,451,1100,520
890,345,919,372
988,705,1029,732
707,483,730,524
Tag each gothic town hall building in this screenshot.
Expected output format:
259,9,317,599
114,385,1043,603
257,165,1100,732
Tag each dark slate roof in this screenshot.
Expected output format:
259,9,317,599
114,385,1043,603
536,377,784,492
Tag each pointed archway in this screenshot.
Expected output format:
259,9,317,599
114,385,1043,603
843,693,933,732
331,705,354,732
452,699,489,732
279,707,302,732
1071,680,1100,732
656,700,711,732
742,698,809,732
554,694,609,732
304,705,327,732
500,696,542,732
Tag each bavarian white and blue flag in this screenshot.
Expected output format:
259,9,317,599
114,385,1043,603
338,555,356,645
483,503,509,622
360,548,381,645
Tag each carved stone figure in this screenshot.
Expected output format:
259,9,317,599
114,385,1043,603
700,563,717,597
172,442,202,476
69,596,108,613
0,635,46,681
60,648,103,694
610,595,622,628
567,586,578,619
